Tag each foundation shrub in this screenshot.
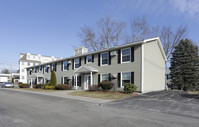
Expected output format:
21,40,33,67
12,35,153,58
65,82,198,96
18,83,29,88
123,83,137,94
99,81,114,91
55,84,73,90
88,85,99,91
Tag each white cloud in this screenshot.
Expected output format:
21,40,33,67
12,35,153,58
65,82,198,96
169,0,199,17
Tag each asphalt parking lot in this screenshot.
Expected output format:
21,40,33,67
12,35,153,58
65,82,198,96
105,90,199,118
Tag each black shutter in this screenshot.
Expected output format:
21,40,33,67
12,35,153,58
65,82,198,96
131,72,134,84
79,58,81,67
50,64,52,71
118,73,121,87
118,49,121,64
98,74,100,85
61,61,63,71
98,54,100,66
84,56,86,64
109,73,111,81
72,76,74,86
131,47,134,62
43,66,44,74
92,55,94,63
61,77,63,84
109,52,111,65
72,59,74,70
79,76,81,87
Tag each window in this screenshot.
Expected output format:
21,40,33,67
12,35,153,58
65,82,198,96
22,62,24,65
33,63,35,66
33,56,35,59
28,62,30,66
167,74,171,80
63,77,69,84
28,55,30,58
121,48,131,63
74,58,80,69
121,72,131,87
63,61,68,71
38,56,41,59
33,68,37,73
87,55,92,63
39,66,42,71
101,74,109,82
44,65,48,73
52,63,56,71
29,70,32,75
101,52,109,65
22,69,24,72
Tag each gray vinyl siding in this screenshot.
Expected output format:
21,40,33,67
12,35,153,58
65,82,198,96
27,45,142,91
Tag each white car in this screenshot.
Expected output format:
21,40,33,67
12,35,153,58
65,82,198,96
1,82,14,88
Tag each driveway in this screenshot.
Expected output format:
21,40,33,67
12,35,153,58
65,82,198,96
105,91,199,119
0,89,199,127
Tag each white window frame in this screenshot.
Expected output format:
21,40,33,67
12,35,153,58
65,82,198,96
52,63,56,71
121,72,131,87
22,62,24,65
44,65,48,73
86,55,92,64
121,48,131,63
63,61,68,71
22,69,24,72
74,58,80,69
101,52,109,66
100,73,109,82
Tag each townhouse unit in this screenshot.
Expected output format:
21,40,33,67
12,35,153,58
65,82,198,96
26,37,167,93
19,53,61,83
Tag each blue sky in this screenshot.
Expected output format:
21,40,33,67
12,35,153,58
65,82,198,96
0,0,199,71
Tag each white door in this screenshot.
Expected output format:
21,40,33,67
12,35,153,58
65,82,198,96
84,75,94,90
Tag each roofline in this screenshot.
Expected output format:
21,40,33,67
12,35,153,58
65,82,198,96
20,53,61,58
26,37,167,69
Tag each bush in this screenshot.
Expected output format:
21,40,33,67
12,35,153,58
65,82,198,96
88,85,99,91
18,83,29,88
55,84,73,90
44,85,55,90
123,83,137,94
99,81,114,91
35,84,42,89
42,83,49,89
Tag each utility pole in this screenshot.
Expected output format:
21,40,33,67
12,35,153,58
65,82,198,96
10,65,12,82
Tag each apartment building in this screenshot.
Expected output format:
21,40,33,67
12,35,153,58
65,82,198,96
26,37,167,93
19,53,61,83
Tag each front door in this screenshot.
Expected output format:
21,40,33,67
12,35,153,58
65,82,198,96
84,75,94,90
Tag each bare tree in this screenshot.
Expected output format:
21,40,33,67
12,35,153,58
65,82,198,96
1,69,10,74
128,17,187,60
79,16,126,51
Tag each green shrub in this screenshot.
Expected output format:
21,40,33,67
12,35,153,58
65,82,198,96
35,84,42,89
48,86,55,90
99,81,114,91
18,83,29,88
49,70,57,86
88,85,99,91
123,83,137,94
55,84,73,90
42,83,49,89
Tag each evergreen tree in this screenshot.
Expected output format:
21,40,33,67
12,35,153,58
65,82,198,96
170,39,199,91
49,70,57,86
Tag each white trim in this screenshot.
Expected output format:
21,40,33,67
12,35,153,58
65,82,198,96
141,44,144,93
120,72,131,88
121,47,131,63
74,58,80,69
100,52,109,66
100,73,109,82
63,60,68,71
86,55,92,64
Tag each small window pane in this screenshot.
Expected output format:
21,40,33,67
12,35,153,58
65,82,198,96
87,55,92,63
101,53,109,65
122,72,131,86
63,61,68,70
102,74,109,81
122,48,131,62
75,58,80,69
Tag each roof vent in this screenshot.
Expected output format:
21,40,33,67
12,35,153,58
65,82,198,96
74,47,88,56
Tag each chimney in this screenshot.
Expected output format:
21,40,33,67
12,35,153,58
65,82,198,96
74,47,88,56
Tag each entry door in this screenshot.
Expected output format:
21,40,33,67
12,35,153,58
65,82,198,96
84,75,94,90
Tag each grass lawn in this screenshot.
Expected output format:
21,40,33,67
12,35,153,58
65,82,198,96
68,91,138,100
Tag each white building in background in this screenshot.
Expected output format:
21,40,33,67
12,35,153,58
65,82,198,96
19,53,61,83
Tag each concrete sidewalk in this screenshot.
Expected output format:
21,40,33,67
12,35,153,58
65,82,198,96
0,88,112,104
